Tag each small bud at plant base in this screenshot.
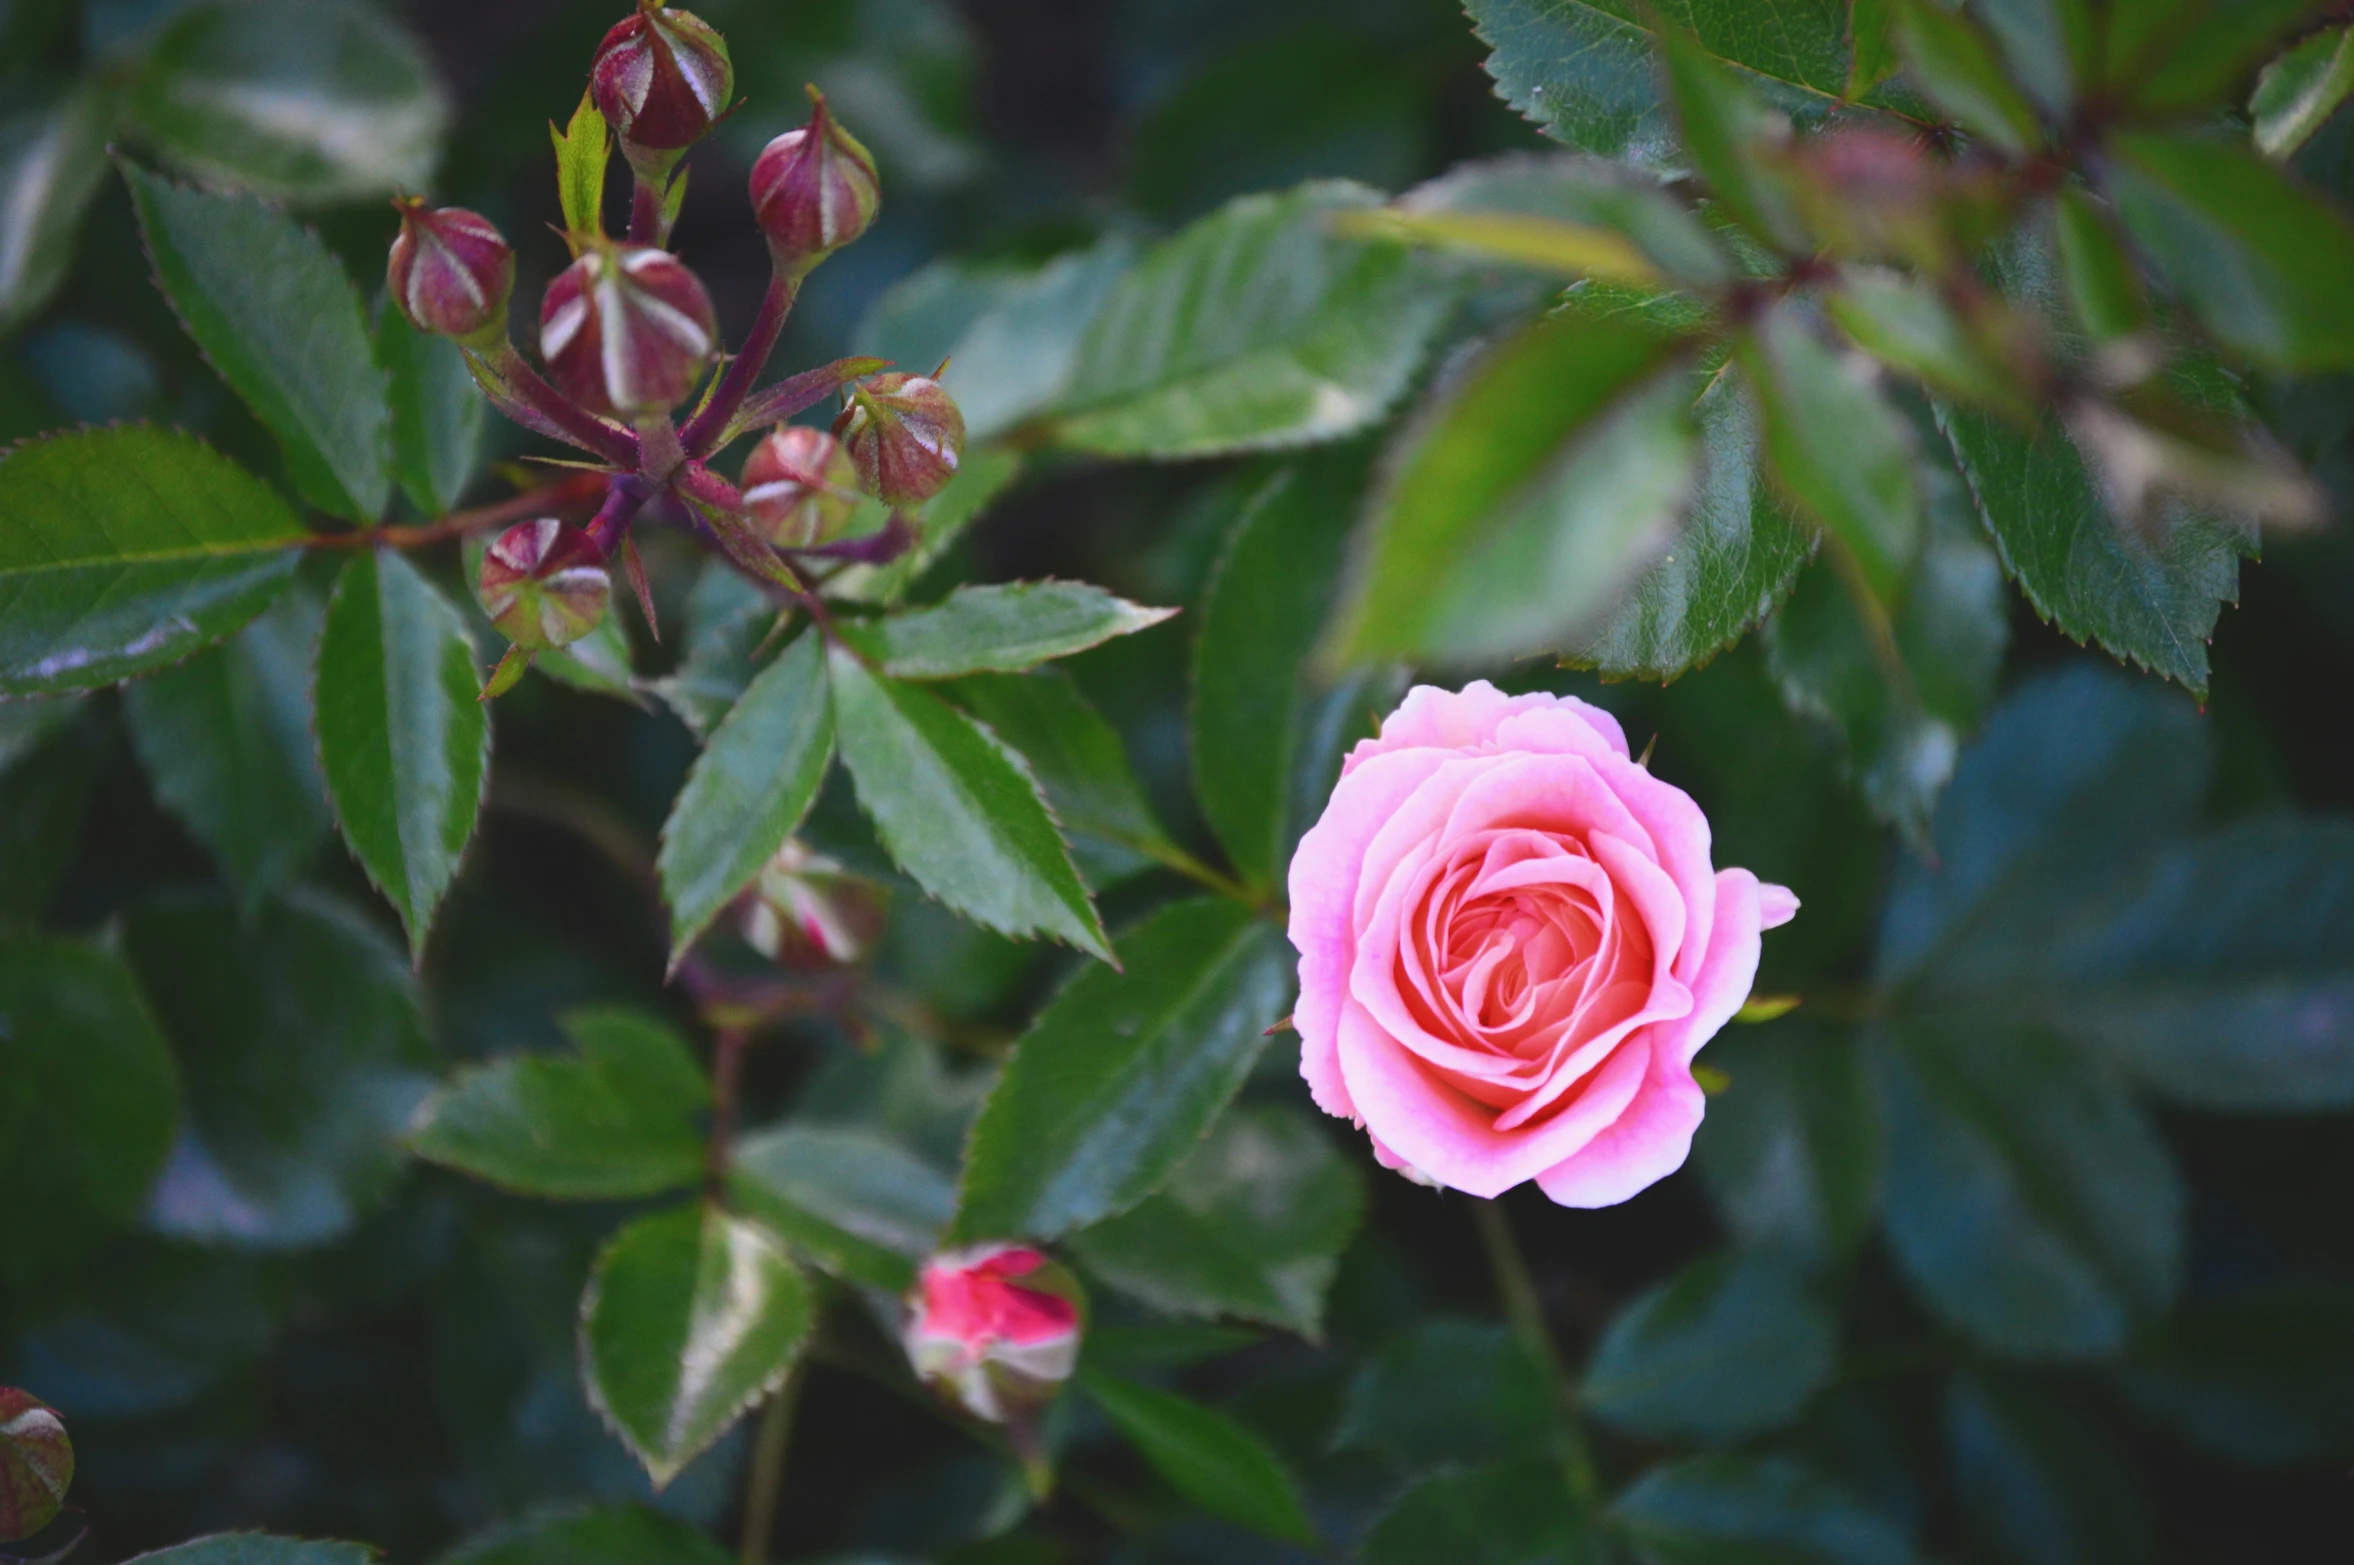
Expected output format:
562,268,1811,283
540,241,718,419
0,1387,73,1543
387,200,513,345
903,1244,1083,1426
590,1,733,158
741,425,860,546
834,373,964,506
750,90,880,275
738,839,887,965
477,519,611,650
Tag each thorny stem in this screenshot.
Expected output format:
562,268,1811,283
1472,1197,1599,1511
684,270,802,456
475,341,641,467
301,472,607,550
738,1366,804,1565
584,473,655,556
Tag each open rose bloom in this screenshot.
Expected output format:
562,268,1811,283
903,1244,1083,1425
1289,682,1798,1204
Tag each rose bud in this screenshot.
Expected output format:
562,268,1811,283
738,839,887,966
476,519,611,649
903,1244,1083,1426
741,425,860,547
0,1388,73,1543
589,1,733,158
834,373,964,507
539,241,718,420
387,199,514,345
750,90,880,276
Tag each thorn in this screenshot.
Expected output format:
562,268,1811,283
1733,994,1800,1024
623,535,660,643
1262,1013,1296,1037
1636,732,1658,769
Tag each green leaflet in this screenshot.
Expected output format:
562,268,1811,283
1583,1250,1837,1442
378,304,484,518
1360,1460,1592,1565
1614,1454,1920,1564
0,87,109,333
1692,1023,1883,1270
1077,1368,1317,1544
438,1509,733,1565
124,1538,374,1565
727,1123,957,1291
837,581,1176,681
1946,1372,2157,1565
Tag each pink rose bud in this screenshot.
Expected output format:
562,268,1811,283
741,425,860,547
387,199,514,345
589,1,733,156
1287,682,1798,1207
749,90,880,275
738,839,887,965
903,1244,1083,1425
539,242,718,420
476,519,611,650
0,1387,73,1544
834,373,964,507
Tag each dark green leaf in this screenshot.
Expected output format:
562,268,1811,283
1659,26,1807,250
657,629,834,962
9,1245,277,1422
552,90,611,246
537,606,638,701
2115,1286,2354,1466
2108,132,2354,373
123,585,329,904
1945,1371,2156,1565
1334,1321,1556,1472
728,1123,956,1291
1193,455,1358,890
1828,269,2033,415
125,1538,373,1565
0,938,177,1287
1068,1103,1366,1339
1362,1460,1592,1565
830,648,1109,960
2254,25,2354,160
0,87,108,332
0,705,101,927
125,163,390,521
1969,0,2085,114
1046,181,1457,456
0,696,80,776
408,1007,709,1200
1693,1023,1882,1268
2106,0,2320,115
1076,1368,1316,1545
827,448,1024,606
1614,1455,1918,1565
377,304,483,518
121,0,449,203
2050,188,2149,343
1890,0,2042,153
943,667,1173,889
0,425,304,697
440,1508,731,1565
651,563,776,740
1584,1250,1837,1442
1935,402,2249,700
1330,304,1694,665
581,1204,815,1487
1869,1017,2181,1360
122,888,433,1248
839,582,1175,681
953,898,1292,1242
316,548,489,957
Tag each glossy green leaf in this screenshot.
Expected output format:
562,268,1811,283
439,1508,732,1565
651,563,777,740
1659,26,1806,251
377,304,483,518
1742,307,1921,605
581,1204,815,1487
953,898,1292,1242
1935,403,2250,700
657,629,834,961
1330,304,1694,666
2105,0,2319,115
839,582,1175,681
1614,1455,1918,1565
125,163,390,521
1890,0,2041,154
408,1007,709,1200
1397,152,1733,284
1584,1250,1837,1443
830,647,1108,960
2108,132,2354,373
0,87,108,332
2050,188,2149,343
1045,181,1457,456
1869,1017,2181,1360
552,90,611,247
0,937,178,1287
0,426,304,697
1194,455,1359,890
1946,1372,2156,1565
1559,364,1816,680
124,586,329,905
943,667,1173,889
1693,1023,1882,1269
121,0,449,203
1068,1102,1366,1338
728,1123,956,1291
1361,1460,1591,1565
1828,268,2032,416
2115,1286,2354,1466
1334,1321,1556,1472
125,1538,373,1565
316,549,490,957
123,889,433,1248
2254,25,2354,160
1076,1369,1316,1545
1847,0,1900,97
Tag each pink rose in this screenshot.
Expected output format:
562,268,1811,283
903,1244,1083,1424
1287,682,1797,1205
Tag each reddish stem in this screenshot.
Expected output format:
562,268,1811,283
303,472,606,550
477,341,641,467
683,270,801,457
706,1025,750,1196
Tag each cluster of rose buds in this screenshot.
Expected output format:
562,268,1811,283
385,0,963,693
902,1244,1083,1439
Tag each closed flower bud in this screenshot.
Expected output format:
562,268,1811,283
834,373,963,507
387,199,513,344
539,242,718,419
903,1244,1083,1425
477,519,611,649
741,425,860,546
590,1,733,156
0,1388,72,1543
738,839,887,966
750,90,880,275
